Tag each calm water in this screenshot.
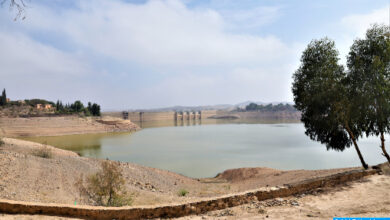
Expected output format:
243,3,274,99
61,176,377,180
22,121,387,178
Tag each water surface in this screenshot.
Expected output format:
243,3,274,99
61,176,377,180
22,122,387,178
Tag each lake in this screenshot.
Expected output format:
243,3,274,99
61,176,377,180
21,120,387,178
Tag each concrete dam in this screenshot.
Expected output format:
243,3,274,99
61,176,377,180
123,110,218,122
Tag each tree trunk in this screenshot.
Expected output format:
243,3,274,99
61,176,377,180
345,125,369,169
380,132,390,164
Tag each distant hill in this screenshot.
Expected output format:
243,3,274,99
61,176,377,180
127,101,295,112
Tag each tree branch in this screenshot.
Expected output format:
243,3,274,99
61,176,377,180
1,0,28,20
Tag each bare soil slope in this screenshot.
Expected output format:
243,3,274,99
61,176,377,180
178,173,390,219
0,116,139,137
0,138,359,208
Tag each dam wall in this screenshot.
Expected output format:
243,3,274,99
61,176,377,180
104,110,301,123
128,110,218,122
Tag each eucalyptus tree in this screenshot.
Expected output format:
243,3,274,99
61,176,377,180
347,24,390,164
292,38,369,169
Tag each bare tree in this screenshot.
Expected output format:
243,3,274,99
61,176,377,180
1,0,28,20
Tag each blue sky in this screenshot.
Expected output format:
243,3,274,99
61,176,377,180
0,0,389,110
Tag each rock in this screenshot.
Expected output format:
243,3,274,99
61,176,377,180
290,200,299,206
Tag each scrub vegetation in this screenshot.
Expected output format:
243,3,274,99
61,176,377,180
77,160,133,207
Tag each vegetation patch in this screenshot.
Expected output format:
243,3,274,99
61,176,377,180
243,103,297,112
32,147,53,159
178,189,189,197
77,160,132,207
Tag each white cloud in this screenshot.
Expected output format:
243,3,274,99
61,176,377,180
0,0,300,109
0,30,103,104
20,0,293,68
336,6,389,64
341,7,389,38
0,31,89,78
219,6,281,31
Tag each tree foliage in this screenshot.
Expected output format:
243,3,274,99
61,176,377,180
55,100,101,116
24,99,54,107
347,24,390,163
292,38,368,168
87,102,101,116
0,89,7,106
244,103,297,112
70,100,84,113
1,0,27,20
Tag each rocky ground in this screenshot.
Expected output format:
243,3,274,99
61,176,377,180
0,116,139,137
177,173,390,219
1,170,389,219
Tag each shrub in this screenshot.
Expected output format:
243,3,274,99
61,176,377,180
178,189,189,197
33,147,52,158
0,138,4,147
77,160,132,207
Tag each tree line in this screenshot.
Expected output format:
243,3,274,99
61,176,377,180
0,88,101,117
244,103,297,112
292,24,390,169
55,100,101,116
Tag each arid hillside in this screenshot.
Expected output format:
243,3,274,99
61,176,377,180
0,116,139,137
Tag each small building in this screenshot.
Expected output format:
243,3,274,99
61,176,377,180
36,103,53,110
5,98,10,103
36,104,43,109
17,100,26,104
44,104,53,110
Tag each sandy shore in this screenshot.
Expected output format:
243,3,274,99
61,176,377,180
0,116,139,137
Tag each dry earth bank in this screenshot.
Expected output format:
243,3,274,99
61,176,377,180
177,173,390,220
0,138,357,207
0,116,139,137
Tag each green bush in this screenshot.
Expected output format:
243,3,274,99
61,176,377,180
0,138,5,146
178,189,189,197
77,161,132,207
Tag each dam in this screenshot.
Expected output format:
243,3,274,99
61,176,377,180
123,110,218,122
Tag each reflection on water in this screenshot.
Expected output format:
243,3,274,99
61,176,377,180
19,121,388,178
136,118,300,128
21,132,129,157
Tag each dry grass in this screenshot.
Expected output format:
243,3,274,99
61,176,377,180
32,147,53,159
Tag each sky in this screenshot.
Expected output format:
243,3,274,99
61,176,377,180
0,0,389,110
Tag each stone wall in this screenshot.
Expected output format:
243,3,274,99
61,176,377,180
0,168,378,219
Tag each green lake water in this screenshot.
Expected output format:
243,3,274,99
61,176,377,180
21,120,387,178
